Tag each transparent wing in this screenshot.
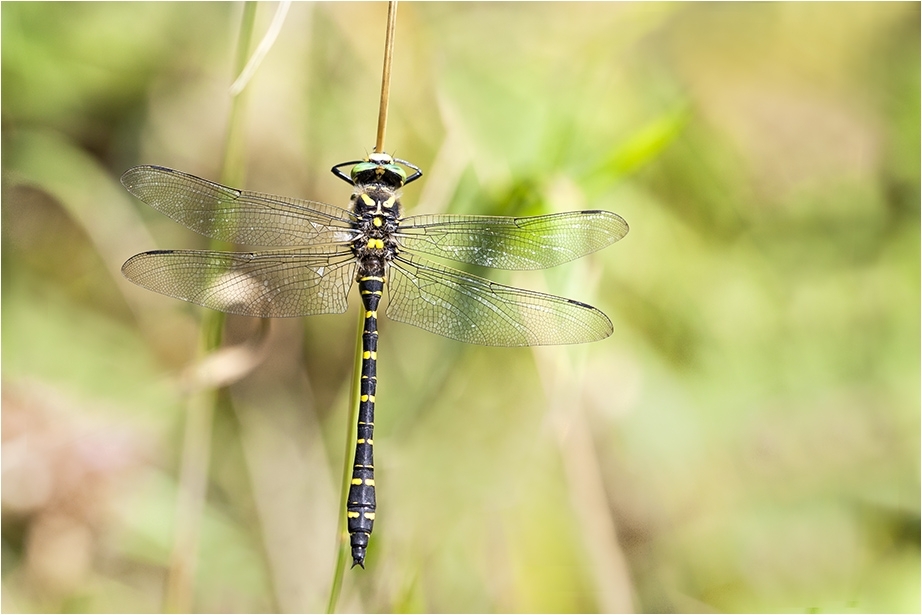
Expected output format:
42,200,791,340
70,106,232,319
385,254,612,346
395,210,628,270
122,247,357,318
122,165,358,247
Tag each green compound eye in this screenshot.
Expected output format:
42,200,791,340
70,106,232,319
351,161,407,186
350,162,379,180
384,164,407,182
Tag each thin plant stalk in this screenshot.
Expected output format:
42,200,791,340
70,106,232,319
163,3,257,612
328,3,399,609
164,322,222,613
374,1,398,154
222,2,259,188
327,308,366,613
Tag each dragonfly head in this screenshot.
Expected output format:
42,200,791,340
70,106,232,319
351,153,408,189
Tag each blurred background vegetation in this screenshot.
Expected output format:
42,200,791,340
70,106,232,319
2,2,919,613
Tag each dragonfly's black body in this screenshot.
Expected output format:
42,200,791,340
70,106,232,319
120,152,628,568
342,157,411,567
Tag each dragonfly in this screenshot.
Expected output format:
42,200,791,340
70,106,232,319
120,152,629,568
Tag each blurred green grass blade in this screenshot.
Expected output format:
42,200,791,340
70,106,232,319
4,129,155,282
166,3,258,612
584,104,689,189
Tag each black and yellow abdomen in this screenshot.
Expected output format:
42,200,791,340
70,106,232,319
346,273,383,568
346,177,402,568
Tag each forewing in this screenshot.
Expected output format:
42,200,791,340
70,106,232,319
385,254,612,346
121,165,357,246
396,210,628,270
122,247,357,318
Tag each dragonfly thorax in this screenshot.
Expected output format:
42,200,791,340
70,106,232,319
351,184,402,276
352,185,402,215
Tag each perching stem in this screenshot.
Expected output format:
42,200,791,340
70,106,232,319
374,1,398,154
